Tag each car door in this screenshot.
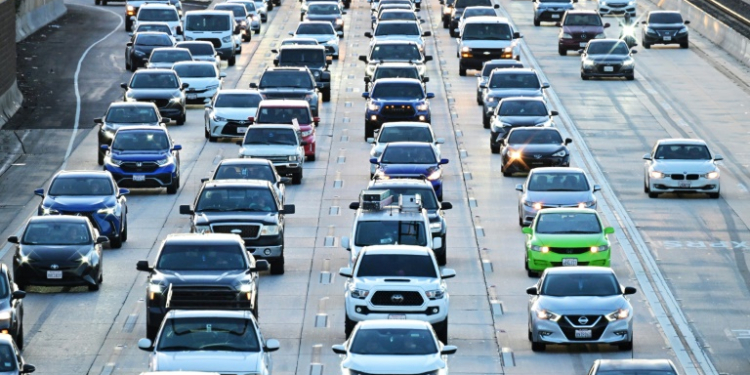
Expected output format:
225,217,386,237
3,269,21,337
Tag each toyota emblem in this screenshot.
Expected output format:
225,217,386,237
534,154,543,159
391,294,405,304
578,316,589,325
50,264,59,270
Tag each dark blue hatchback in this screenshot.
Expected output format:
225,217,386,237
362,78,434,140
34,171,128,248
370,142,449,201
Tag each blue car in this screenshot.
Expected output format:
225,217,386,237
34,171,129,248
370,142,449,201
102,126,182,195
362,78,434,140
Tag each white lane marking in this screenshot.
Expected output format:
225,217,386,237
504,11,719,375
61,5,123,170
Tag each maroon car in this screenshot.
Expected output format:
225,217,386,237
557,10,610,55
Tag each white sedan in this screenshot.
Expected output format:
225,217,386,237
643,138,722,199
367,122,444,176
172,61,225,104
204,89,262,141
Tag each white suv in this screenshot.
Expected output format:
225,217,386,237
339,245,455,343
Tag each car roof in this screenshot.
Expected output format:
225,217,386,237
140,372,222,375
28,215,91,224
108,101,158,109
216,89,262,96
486,59,524,66
381,121,431,128
384,141,434,149
372,40,420,46
649,10,681,14
464,16,511,24
544,266,614,276
172,61,216,67
248,124,299,130
0,335,14,346
185,10,234,17
115,125,168,133
373,77,423,85
258,100,310,108
134,31,173,38
657,138,707,146
588,38,627,44
298,20,335,26
595,359,676,371
136,21,171,27
264,67,309,73
308,1,341,5
55,170,113,179
202,179,273,189
151,47,191,53
140,3,178,9
133,68,177,75
490,67,537,75
217,158,274,167
507,127,560,135
215,3,246,8
357,319,432,329
465,5,496,10
361,245,434,256
164,233,246,245
565,9,599,14
370,178,434,188
500,96,546,103
176,41,215,47
375,62,419,68
168,309,254,319
279,44,326,51
537,207,599,215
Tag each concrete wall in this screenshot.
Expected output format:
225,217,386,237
0,0,21,126
16,0,67,42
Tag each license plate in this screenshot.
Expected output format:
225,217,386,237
562,258,578,266
133,175,145,182
388,314,407,320
237,127,248,134
603,66,614,72
663,36,672,41
47,270,62,279
551,14,560,18
575,329,592,339
579,42,587,47
679,182,691,188
187,93,198,100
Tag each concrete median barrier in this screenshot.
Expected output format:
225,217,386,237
16,0,67,42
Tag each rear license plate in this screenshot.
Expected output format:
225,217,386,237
603,66,614,72
575,329,592,339
237,127,248,134
388,314,407,320
579,42,587,47
562,258,578,266
47,270,62,279
663,36,672,41
187,93,198,100
679,182,691,188
551,14,560,18
133,175,145,182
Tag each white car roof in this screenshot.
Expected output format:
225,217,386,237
463,15,511,25
357,319,433,330
361,245,434,256
656,138,707,146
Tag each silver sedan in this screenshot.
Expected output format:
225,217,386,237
527,267,637,352
643,138,722,199
516,167,600,227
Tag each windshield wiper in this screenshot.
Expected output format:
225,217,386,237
157,345,196,351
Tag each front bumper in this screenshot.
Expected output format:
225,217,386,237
532,315,632,345
216,46,235,60
107,166,177,188
15,261,99,287
345,297,448,324
535,9,566,21
648,176,719,193
598,4,636,16
518,203,594,226
185,87,219,103
245,244,283,260
527,248,610,272
581,63,634,78
643,31,688,45
504,154,570,173
559,38,594,51
365,113,430,128
208,119,251,139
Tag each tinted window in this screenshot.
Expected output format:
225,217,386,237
196,187,278,212
648,12,683,24
186,15,231,31
596,372,676,375
135,34,173,46
282,39,318,46
528,173,589,191
215,4,247,16
463,23,512,40
138,9,179,21
150,49,192,63
377,187,439,210
381,145,436,164
371,82,425,99
587,41,629,55
482,62,523,76
106,106,158,123
174,64,217,78
243,128,298,145
158,318,259,351
563,13,602,26
507,130,563,144
157,244,247,270
214,164,276,182
350,328,437,355
380,11,416,20
489,72,540,89
297,23,334,35
455,0,492,7
23,221,91,245
256,107,311,124
538,0,571,3
535,212,602,234
463,8,497,17
541,272,619,296
0,345,16,371
178,43,215,55
374,67,420,80
215,93,262,108
112,130,170,151
279,49,326,67
308,3,340,13
259,71,313,88
498,100,547,116
654,144,711,160
375,23,420,36
130,72,180,89
379,126,433,143
370,44,422,60
48,176,114,196
354,221,427,246
136,24,171,34
357,254,437,278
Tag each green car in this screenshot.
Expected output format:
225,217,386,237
522,208,614,277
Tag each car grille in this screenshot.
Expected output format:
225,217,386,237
607,2,628,7
540,204,579,209
57,210,97,226
558,315,608,340
670,173,700,180
656,30,678,37
222,122,249,136
141,99,170,108
324,45,335,53
575,33,591,41
197,38,222,48
471,48,506,59
263,93,308,100
370,291,424,306
166,285,251,310
120,161,160,173
597,64,622,73
381,104,415,117
211,224,261,239
549,247,591,254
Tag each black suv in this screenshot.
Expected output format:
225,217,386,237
136,233,269,339
180,180,296,275
273,45,332,102
250,67,322,116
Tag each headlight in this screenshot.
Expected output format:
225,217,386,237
194,225,211,234
301,129,313,137
222,36,232,43
551,150,567,157
524,201,543,210
535,121,551,127
426,288,445,300
305,94,314,100
486,97,496,103
508,150,521,159
313,71,321,78
578,200,596,208
239,284,253,292
18,255,30,264
530,245,550,252
206,84,220,90
212,114,227,122
97,206,117,215
368,102,380,111
125,95,137,102
156,156,173,166
325,39,337,45
622,58,635,67
561,32,573,39
461,46,471,53
705,171,720,179
504,47,512,53
349,286,370,299
594,33,606,39
288,155,298,161
80,251,94,265
260,225,280,235
646,27,657,35
535,309,561,322
0,312,11,321
127,5,135,14
590,245,610,253
105,156,123,166
169,97,182,104
149,284,164,300
134,50,146,56
649,170,664,179
416,102,429,111
605,308,630,321
41,207,59,215
583,59,595,67
443,6,451,14
185,36,194,41
336,18,344,25
677,26,688,34
366,64,377,75
429,221,442,230
426,169,442,181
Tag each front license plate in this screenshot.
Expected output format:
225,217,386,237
187,93,198,100
551,14,560,19
47,270,62,279
133,175,145,182
603,66,614,72
388,314,407,320
575,329,592,339
579,42,588,48
679,182,691,188
237,127,248,134
663,36,672,41
562,258,578,266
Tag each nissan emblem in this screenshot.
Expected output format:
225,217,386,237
578,316,589,325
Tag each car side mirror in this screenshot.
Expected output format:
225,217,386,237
555,21,561,27
604,22,610,28
337,30,344,37
479,83,487,88
605,227,615,234
94,117,104,124
271,49,279,54
20,364,35,374
642,153,652,160
542,82,550,89
265,339,281,352
236,140,244,146
249,83,258,89
179,205,194,215
623,286,637,295
252,260,270,272
526,286,538,295
314,116,321,123
161,118,171,124
349,202,360,210
362,92,370,99
550,110,559,116
172,144,182,151
522,227,532,234
630,49,638,54
432,237,442,250
11,290,25,300
126,41,133,46
282,204,296,214
181,83,189,90
234,25,241,34
684,20,690,24
369,157,379,164
280,177,292,184
513,31,522,39
439,158,449,165
136,260,153,272
201,178,209,183
137,338,154,351
100,144,109,151
339,267,353,277
34,188,44,197
96,236,110,244
422,31,432,36
288,31,295,36
341,236,351,250
578,49,584,54
7,236,18,244
300,141,308,146
332,344,347,354
515,184,523,192
641,20,648,24
593,184,601,192
453,28,459,35
358,55,368,62
120,82,128,89
440,202,452,210
564,138,572,145
273,59,279,66
441,345,458,354
435,137,444,144
247,117,255,124
424,55,433,62
422,76,430,83
366,137,375,144
714,154,724,161
364,32,373,38
440,268,456,279
176,25,183,35
342,11,347,14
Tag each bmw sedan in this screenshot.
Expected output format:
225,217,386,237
643,138,722,198
500,127,572,176
527,267,636,351
580,39,636,80
516,167,600,227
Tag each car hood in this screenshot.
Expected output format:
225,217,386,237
102,121,161,129
487,88,543,100
562,25,605,34
153,351,262,372
20,244,93,263
533,232,605,247
306,14,341,21
374,35,423,44
379,163,436,176
525,190,593,205
352,276,441,290
127,89,181,99
109,150,171,161
43,195,115,210
507,144,565,155
497,115,549,126
134,45,161,54
193,211,279,226
651,160,715,173
297,34,337,43
148,62,180,69
587,54,629,64
191,54,218,62
183,77,220,90
343,353,444,374
536,295,628,314
214,107,258,120
462,40,513,48
153,269,248,284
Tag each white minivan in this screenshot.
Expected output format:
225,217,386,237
132,3,183,41
181,10,241,66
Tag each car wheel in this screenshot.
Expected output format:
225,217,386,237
618,339,633,351
121,214,128,242
558,46,566,56
300,14,304,21
97,148,104,166
167,176,180,195
528,329,532,342
270,257,285,275
15,323,23,350
648,192,659,198
125,59,130,71
102,0,108,4
642,40,651,49
434,318,448,344
95,0,101,4
88,281,100,292
364,122,374,140
680,38,689,48
459,65,467,76
110,232,122,248
531,341,546,352
322,88,331,102
307,153,316,162
482,114,490,129
252,293,259,319
709,191,720,199
209,133,217,142
176,112,186,125
519,216,525,227
490,143,500,154
292,171,303,185
345,314,356,338
626,74,635,81
255,28,260,34
502,165,512,177
243,34,251,42
436,235,447,266
644,180,650,193
581,73,589,80
228,55,236,66
533,18,540,26
333,54,339,60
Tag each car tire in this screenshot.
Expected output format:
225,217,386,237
581,73,589,80
270,257,285,275
167,176,180,195
125,59,130,71
333,54,339,60
709,191,720,199
177,112,186,125
680,38,689,48
146,324,159,341
482,114,490,128
15,323,23,350
528,329,533,342
364,122,375,140
95,0,101,4
490,144,500,154
345,314,356,338
255,28,260,34
648,192,659,198
626,74,635,81
531,341,546,352
125,22,132,32
102,0,107,4
322,88,331,102
459,65,467,76
228,56,236,66
88,280,100,292
307,153,316,162
443,20,449,28
300,14,304,21
533,18,540,26
618,339,633,351
292,171,303,185
252,293,259,319
98,149,104,166
209,134,217,142
130,61,138,72
121,215,128,242
519,216,526,227
642,40,650,49
558,46,566,56
436,235,447,266
501,165,511,177
644,181,650,193
434,318,448,344
243,34,251,42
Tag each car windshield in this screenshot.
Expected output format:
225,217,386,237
596,372,677,375
178,43,215,56
174,64,216,78
112,130,170,151
357,254,437,278
136,24,171,34
375,23,420,36
23,222,91,245
649,12,683,23
0,345,16,372
489,72,540,89
186,15,231,31
541,272,620,296
157,244,247,270
539,0,571,3
354,221,428,246
380,11,416,20
507,130,562,144
374,67,420,80
528,173,589,191
215,93,262,108
259,72,313,88
278,49,326,67
535,212,602,234
157,318,259,352
130,72,180,89
138,9,179,21
297,23,334,35
456,0,493,7
243,128,298,145
371,83,425,99
48,176,114,196
587,41,629,55
377,187,439,209
308,3,340,14
378,126,433,143
196,187,278,212
256,107,311,124
381,146,436,164
654,144,711,160
106,106,158,123
214,164,276,181
464,8,497,17
135,34,173,46
350,328,437,355
370,44,422,60
563,13,603,26
215,5,247,17
498,100,548,116
282,39,318,46
150,49,192,63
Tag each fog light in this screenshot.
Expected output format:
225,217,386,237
264,248,272,255
540,330,553,336
432,307,439,314
356,307,362,313
419,115,426,121
614,330,629,336
370,115,377,121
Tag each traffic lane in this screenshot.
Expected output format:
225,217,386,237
504,0,750,372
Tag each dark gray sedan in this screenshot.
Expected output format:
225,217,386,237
579,39,637,81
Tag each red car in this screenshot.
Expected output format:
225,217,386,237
557,10,610,56
250,100,319,161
